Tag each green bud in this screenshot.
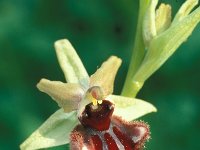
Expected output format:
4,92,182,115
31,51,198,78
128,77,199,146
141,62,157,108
133,2,200,87
143,0,158,47
155,4,171,34
122,0,200,97
172,0,198,24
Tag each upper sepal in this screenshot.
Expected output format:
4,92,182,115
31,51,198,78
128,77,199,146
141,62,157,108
55,39,89,88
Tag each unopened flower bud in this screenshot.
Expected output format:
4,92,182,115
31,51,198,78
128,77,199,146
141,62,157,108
155,3,171,34
143,0,158,47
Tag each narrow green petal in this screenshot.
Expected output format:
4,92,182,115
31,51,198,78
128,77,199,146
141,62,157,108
37,78,85,112
55,39,89,88
20,109,79,150
107,95,157,121
90,56,122,97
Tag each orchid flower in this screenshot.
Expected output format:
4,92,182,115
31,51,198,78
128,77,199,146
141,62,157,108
20,39,156,150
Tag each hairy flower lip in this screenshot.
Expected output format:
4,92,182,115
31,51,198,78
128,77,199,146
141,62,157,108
70,115,150,150
73,98,150,150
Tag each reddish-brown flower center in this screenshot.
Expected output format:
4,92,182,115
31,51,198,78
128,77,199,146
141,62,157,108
72,100,150,150
78,100,114,131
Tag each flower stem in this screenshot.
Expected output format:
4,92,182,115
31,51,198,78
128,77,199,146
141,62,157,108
121,0,150,97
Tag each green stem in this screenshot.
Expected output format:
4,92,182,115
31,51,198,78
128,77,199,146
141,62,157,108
121,0,150,97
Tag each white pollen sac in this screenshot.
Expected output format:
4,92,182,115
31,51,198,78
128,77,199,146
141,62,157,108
98,100,103,104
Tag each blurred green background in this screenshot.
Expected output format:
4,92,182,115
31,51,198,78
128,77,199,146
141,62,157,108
0,0,200,149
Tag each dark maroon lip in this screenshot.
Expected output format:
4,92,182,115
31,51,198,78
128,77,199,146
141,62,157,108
71,116,150,150
78,100,114,131
73,100,150,150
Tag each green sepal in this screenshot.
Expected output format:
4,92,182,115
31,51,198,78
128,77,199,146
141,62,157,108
20,109,78,150
107,95,157,121
55,39,89,88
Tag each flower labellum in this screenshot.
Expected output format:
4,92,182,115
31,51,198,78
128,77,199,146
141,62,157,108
79,100,114,131
71,88,150,150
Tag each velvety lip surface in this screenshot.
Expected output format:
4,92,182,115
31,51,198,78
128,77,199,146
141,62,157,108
71,100,150,150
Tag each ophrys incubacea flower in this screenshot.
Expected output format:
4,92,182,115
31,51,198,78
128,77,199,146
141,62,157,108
20,39,156,150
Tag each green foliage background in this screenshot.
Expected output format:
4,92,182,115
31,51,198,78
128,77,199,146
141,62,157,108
0,0,200,149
